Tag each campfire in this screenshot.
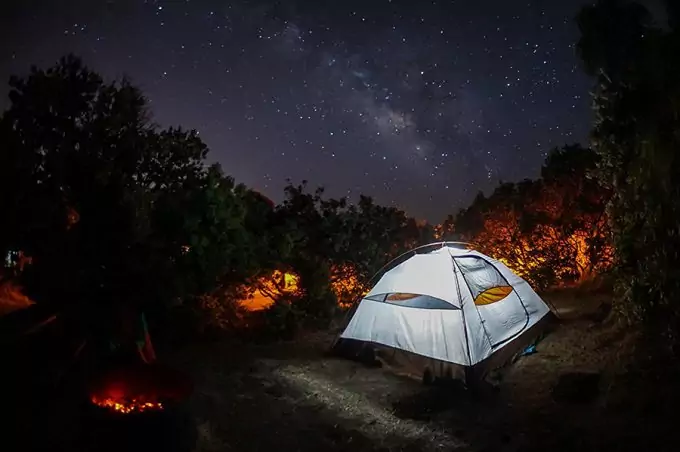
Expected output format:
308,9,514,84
87,362,192,416
83,362,196,452
90,394,163,414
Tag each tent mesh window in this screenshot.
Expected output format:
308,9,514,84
454,256,513,306
364,293,458,310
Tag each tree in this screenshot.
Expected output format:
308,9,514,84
532,145,613,281
575,0,653,81
453,180,552,287
0,55,150,308
576,0,680,331
262,180,435,330
339,195,433,286
0,55,259,325
449,145,611,290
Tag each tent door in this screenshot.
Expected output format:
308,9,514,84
453,255,530,348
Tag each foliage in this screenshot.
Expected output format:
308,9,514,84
0,54,616,343
0,54,438,339
449,145,612,290
267,182,434,329
265,182,344,323
195,284,251,332
0,55,265,325
576,0,680,332
339,195,435,287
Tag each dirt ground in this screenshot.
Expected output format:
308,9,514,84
166,285,680,452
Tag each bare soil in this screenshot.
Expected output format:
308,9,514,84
168,287,677,452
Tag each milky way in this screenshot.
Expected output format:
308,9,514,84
1,0,594,221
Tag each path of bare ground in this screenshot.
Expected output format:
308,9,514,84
170,286,676,452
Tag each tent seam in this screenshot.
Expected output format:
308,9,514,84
448,248,473,367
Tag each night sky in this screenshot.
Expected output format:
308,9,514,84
1,0,596,222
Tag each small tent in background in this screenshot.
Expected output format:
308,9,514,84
332,242,554,384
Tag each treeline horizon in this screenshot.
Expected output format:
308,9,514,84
0,54,611,339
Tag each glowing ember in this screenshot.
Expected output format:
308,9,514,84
91,395,163,414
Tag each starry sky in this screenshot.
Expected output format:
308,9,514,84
1,0,597,222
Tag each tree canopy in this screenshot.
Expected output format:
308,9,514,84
448,144,612,290
0,55,267,315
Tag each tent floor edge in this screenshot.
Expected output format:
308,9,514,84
330,312,554,387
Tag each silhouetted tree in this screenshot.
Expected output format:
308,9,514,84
260,181,434,332
0,55,262,327
576,0,680,330
450,145,611,289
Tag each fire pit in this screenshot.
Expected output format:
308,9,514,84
82,362,196,452
90,394,164,414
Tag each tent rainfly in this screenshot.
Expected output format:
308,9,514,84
332,242,554,383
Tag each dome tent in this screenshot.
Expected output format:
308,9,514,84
332,242,554,384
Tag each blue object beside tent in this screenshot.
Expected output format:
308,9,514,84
520,344,537,356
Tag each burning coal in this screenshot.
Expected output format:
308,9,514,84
90,395,163,414
87,362,192,416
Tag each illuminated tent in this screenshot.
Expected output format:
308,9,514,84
333,242,553,383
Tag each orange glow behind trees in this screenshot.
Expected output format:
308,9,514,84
0,279,35,315
449,145,613,289
238,147,609,316
241,266,367,311
330,264,369,308
171,147,612,322
239,270,301,311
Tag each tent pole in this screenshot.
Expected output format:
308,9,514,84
449,248,473,374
